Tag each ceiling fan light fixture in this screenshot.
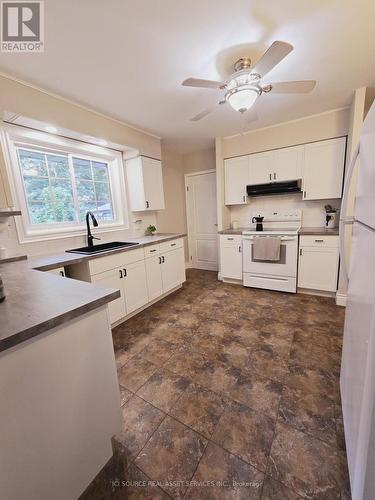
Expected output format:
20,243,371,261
226,86,259,113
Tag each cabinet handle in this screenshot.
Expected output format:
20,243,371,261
119,269,123,278
227,237,234,241
171,243,176,247
269,173,272,181
243,195,246,202
146,201,150,208
150,249,156,253
303,191,306,199
273,172,276,180
238,245,241,253
162,256,165,263
315,239,324,243
299,248,303,256
158,257,162,264
123,268,127,277
59,271,64,277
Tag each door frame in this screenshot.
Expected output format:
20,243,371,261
184,169,217,269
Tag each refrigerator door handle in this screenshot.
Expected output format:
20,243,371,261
339,143,360,284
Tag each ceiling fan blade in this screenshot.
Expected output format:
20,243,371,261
191,100,226,121
268,80,316,93
182,77,224,89
251,41,293,77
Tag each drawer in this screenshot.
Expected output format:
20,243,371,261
220,234,242,246
159,238,184,253
243,273,296,293
300,235,339,248
144,243,160,258
89,247,144,275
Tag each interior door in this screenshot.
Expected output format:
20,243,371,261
249,151,274,185
122,260,149,314
91,268,126,324
145,256,163,301
161,248,185,292
186,171,218,270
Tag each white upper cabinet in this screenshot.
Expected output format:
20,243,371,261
126,156,165,211
302,137,346,200
272,145,303,182
224,156,249,205
249,151,274,185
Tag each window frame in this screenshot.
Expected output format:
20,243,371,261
2,125,129,243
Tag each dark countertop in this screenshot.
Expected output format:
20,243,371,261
298,227,339,236
0,255,27,264
0,209,22,217
30,233,187,271
0,262,120,353
0,233,186,353
218,228,249,235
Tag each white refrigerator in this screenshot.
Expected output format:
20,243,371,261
340,100,375,500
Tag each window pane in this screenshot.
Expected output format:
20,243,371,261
73,157,92,180
23,177,50,202
19,149,48,177
28,203,54,224
92,161,109,182
77,180,96,202
47,154,70,178
96,202,113,221
94,181,110,201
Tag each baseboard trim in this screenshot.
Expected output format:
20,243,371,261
336,293,347,307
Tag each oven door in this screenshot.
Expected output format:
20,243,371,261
242,235,298,277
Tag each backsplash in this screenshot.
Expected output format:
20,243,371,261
1,212,158,258
230,192,341,228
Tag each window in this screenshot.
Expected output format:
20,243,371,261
3,126,128,242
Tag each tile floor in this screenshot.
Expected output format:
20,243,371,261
81,269,351,500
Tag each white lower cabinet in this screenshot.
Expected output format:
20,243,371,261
69,238,186,325
92,268,127,323
298,235,339,292
145,256,163,302
122,260,149,314
162,247,186,292
220,235,242,280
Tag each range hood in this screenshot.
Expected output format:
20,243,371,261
247,180,301,197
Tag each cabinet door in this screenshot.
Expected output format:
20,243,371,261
298,247,339,291
145,256,163,302
303,138,346,200
161,247,185,293
91,268,126,324
224,156,249,205
273,146,303,182
142,157,165,210
122,260,149,314
249,151,274,185
220,236,242,279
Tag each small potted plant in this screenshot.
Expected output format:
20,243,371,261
145,224,157,236
324,204,338,228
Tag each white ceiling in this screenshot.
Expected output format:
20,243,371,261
1,0,375,153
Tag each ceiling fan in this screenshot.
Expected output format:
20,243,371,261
182,41,316,121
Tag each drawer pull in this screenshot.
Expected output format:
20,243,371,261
150,249,157,252
315,239,324,242
227,237,234,240
171,243,176,246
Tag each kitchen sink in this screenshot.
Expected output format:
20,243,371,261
66,241,139,255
